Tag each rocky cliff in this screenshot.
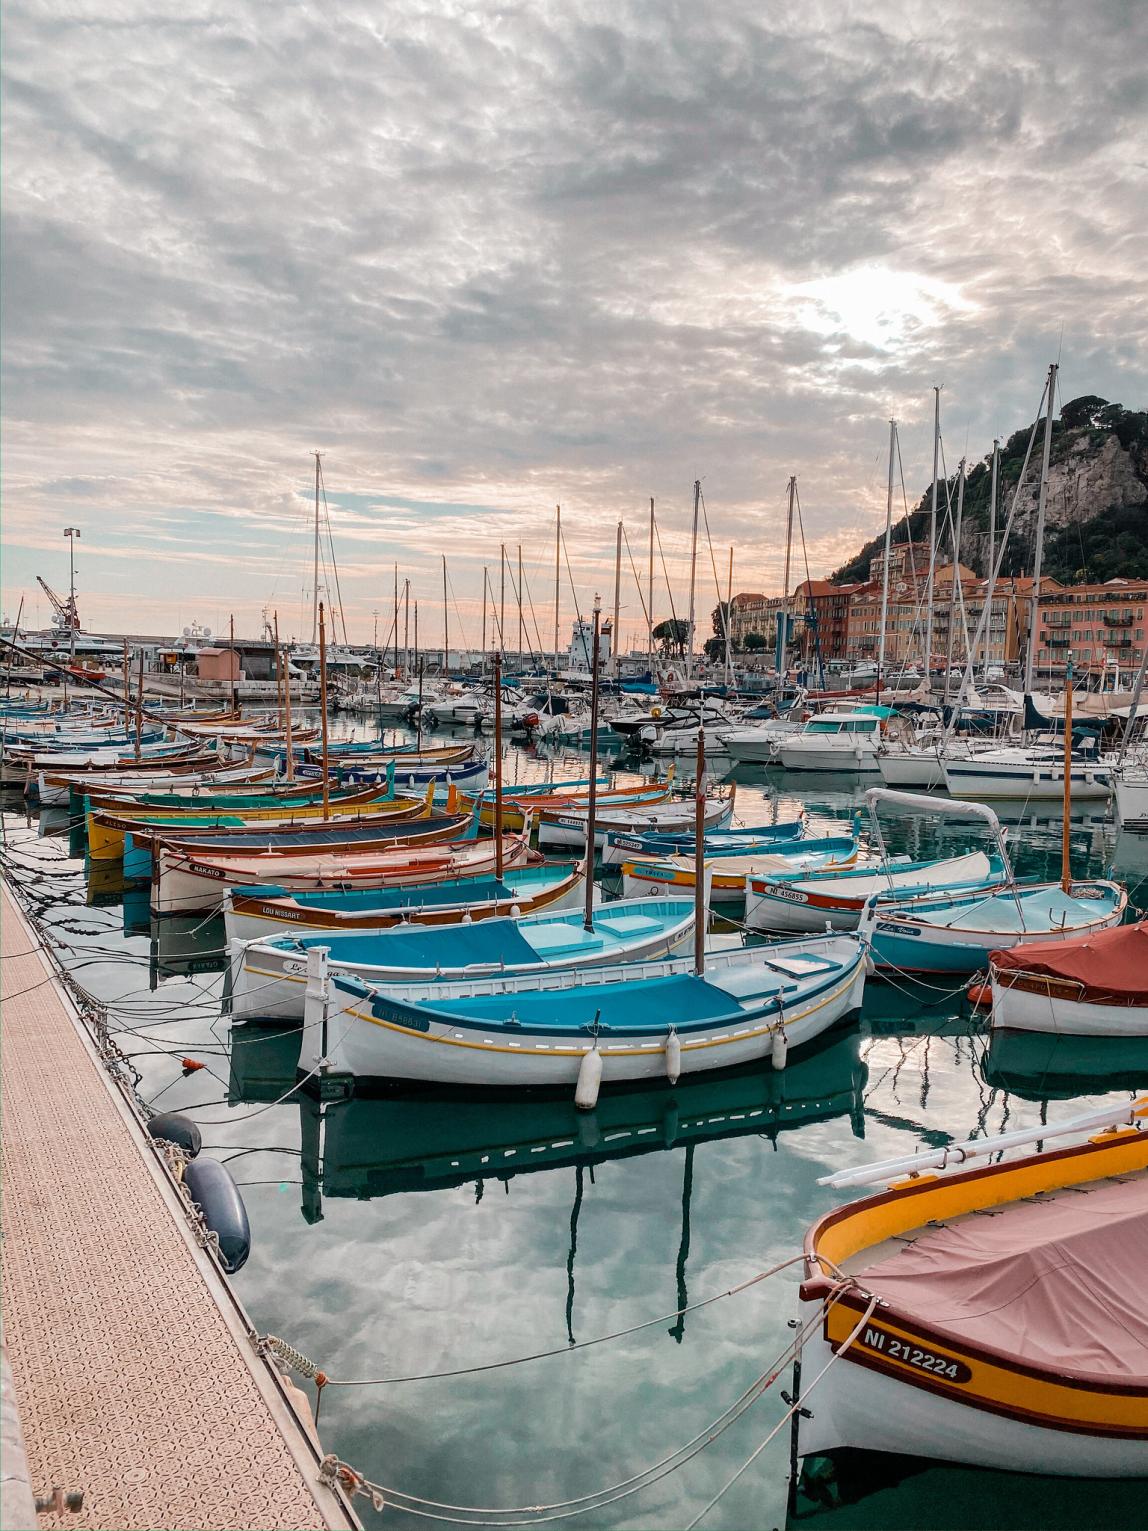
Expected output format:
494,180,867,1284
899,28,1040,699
831,396,1148,585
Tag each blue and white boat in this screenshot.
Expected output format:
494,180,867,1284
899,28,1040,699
854,786,1128,973
859,881,1127,974
229,896,697,1019
222,859,586,944
620,835,862,907
298,932,868,1089
745,851,1007,934
601,816,806,867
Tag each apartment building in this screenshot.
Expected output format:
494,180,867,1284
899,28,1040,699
1035,578,1148,678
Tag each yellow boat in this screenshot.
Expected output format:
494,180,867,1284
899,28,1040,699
796,1101,1148,1476
86,788,423,861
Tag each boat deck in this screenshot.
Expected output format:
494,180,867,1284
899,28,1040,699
0,883,358,1531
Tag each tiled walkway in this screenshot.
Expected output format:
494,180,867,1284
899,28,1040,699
1,884,357,1531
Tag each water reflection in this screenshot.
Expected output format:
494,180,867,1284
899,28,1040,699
984,1029,1148,1102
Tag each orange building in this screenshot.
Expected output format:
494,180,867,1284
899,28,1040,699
1036,578,1148,678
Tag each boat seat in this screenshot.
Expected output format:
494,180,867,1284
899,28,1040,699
592,914,664,936
523,928,607,957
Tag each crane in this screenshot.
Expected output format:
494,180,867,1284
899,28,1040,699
36,576,80,632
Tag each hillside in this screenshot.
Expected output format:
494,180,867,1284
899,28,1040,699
830,396,1148,586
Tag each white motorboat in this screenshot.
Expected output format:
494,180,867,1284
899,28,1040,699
775,710,890,773
941,746,1112,801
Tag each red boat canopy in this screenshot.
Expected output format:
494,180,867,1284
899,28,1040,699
991,919,1148,1006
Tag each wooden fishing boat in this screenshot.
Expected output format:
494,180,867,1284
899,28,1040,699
300,755,489,792
86,787,414,861
298,932,868,1089
621,836,861,906
152,831,536,916
603,818,805,862
797,1103,1148,1476
537,791,733,853
988,919,1148,1036
460,778,670,833
84,775,361,811
222,859,586,943
851,784,1127,972
38,753,240,804
861,880,1129,974
229,896,697,1019
745,852,1006,934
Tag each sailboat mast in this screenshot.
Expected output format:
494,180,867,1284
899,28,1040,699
500,543,506,652
403,580,410,675
686,479,700,680
481,566,488,658
647,497,655,667
1024,362,1059,696
612,521,622,677
583,598,602,933
442,554,449,676
725,546,734,686
318,602,330,819
493,650,504,880
554,506,561,668
281,612,294,779
311,451,321,646
876,427,895,695
517,545,524,659
1061,657,1073,892
925,388,940,683
988,439,1000,595
779,475,796,682
393,563,399,672
945,459,967,701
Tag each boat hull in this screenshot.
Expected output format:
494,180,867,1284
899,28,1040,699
943,758,1112,801
990,977,1148,1038
302,937,868,1086
1115,774,1148,831
876,750,945,788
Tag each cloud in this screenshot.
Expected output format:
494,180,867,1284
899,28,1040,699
2,0,1146,641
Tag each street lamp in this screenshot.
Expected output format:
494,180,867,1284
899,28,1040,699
63,528,81,662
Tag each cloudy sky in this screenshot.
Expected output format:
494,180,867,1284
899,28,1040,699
3,0,1146,649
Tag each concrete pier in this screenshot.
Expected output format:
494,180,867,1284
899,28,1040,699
0,884,359,1531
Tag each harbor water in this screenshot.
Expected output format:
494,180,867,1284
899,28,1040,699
4,720,1148,1531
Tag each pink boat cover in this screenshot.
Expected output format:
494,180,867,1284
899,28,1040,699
858,1174,1148,1379
991,919,1148,1005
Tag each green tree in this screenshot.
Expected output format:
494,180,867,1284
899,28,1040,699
652,618,691,657
703,635,726,662
744,631,768,653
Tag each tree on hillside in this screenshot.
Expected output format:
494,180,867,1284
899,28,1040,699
653,618,691,657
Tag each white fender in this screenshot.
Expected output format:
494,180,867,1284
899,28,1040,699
771,1028,789,1071
665,1029,681,1084
575,1046,603,1111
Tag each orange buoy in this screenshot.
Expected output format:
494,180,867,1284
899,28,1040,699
966,981,993,1009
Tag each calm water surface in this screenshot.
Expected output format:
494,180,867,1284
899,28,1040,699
5,720,1148,1531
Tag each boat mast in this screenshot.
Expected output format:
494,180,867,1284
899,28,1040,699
121,638,130,730
988,439,1000,603
725,546,734,687
876,427,895,698
311,451,321,646
403,580,410,675
583,597,602,932
393,563,399,672
778,475,796,683
318,601,330,819
442,554,449,676
517,545,524,660
481,566,488,660
686,479,700,681
500,543,507,654
134,650,144,762
280,612,294,779
229,612,238,714
925,388,940,683
554,505,561,669
611,521,622,677
944,458,967,702
693,726,706,975
493,650,504,881
1061,656,1073,892
647,497,655,671
1024,362,1059,696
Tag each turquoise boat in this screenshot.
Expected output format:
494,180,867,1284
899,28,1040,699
229,896,697,1019
859,879,1127,974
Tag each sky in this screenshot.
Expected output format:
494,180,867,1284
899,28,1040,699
3,0,1147,650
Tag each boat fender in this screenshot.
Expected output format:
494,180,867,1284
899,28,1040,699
575,1046,603,1111
462,910,473,923
771,1029,789,1071
510,904,521,918
966,979,993,1009
183,1157,252,1273
146,1112,202,1158
665,1029,681,1085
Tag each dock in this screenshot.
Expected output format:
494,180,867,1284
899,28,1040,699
0,883,359,1531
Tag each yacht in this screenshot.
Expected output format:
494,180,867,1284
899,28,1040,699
776,709,889,772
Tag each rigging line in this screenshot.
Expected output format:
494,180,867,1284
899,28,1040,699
517,560,547,662
653,518,681,633
317,458,350,647
620,525,651,632
444,569,474,659
793,485,826,688
559,527,585,662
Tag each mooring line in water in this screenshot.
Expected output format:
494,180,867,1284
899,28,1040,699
308,1290,862,1525
267,1252,816,1391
